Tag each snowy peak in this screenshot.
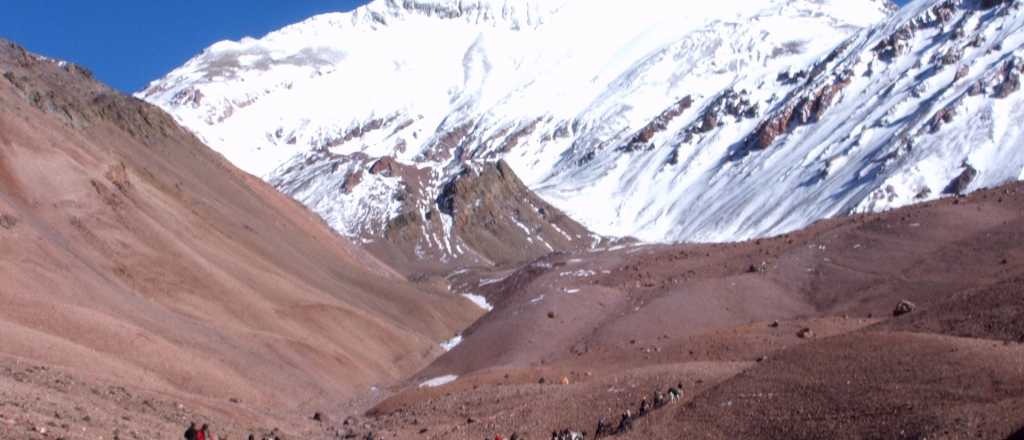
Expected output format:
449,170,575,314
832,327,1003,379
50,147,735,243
351,0,570,28
137,0,1024,259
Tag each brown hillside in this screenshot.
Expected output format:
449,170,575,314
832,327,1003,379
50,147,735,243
0,40,479,439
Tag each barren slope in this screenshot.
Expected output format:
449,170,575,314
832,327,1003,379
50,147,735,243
0,40,479,439
353,181,1024,440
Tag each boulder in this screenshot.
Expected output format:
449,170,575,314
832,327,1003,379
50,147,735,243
893,300,917,317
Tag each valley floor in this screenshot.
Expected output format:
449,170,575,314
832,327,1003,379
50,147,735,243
4,182,1024,440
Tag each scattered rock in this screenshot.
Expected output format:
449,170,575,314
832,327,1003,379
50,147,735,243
748,261,769,273
560,376,570,385
797,328,815,339
313,412,323,422
770,321,780,328
538,377,546,384
547,311,556,319
0,214,17,229
893,300,917,317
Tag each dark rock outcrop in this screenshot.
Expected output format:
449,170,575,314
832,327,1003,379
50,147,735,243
408,160,593,267
944,164,978,195
621,96,693,152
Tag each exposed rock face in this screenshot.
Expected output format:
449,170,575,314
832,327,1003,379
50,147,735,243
944,164,978,195
992,57,1022,99
622,96,693,153
427,160,593,266
377,159,596,272
744,72,851,154
272,152,599,274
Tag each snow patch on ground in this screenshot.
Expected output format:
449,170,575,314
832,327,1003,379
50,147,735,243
462,293,494,311
478,275,509,286
440,335,463,352
419,374,458,388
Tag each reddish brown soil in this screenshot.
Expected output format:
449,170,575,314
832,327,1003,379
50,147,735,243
352,182,1024,440
0,41,479,439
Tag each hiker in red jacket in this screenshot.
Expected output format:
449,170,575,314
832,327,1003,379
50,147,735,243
197,424,209,440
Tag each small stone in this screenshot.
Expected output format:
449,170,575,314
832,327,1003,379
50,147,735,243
893,300,916,317
769,321,780,328
0,214,17,229
797,328,814,339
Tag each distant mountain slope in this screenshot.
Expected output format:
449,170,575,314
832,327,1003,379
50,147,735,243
141,0,900,253
364,180,1024,440
0,38,478,421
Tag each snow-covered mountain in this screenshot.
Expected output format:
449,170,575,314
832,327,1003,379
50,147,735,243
142,0,1024,254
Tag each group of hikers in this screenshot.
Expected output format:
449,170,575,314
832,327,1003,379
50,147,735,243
184,422,273,440
489,382,684,440
183,383,686,440
593,383,683,438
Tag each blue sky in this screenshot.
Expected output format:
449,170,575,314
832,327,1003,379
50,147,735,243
2,0,913,93
0,1,366,92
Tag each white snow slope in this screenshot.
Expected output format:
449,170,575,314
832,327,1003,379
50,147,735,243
141,0,1024,245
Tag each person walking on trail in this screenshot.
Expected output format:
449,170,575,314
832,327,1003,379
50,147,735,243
595,416,611,438
197,424,210,440
185,422,198,440
616,410,633,434
668,383,683,401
